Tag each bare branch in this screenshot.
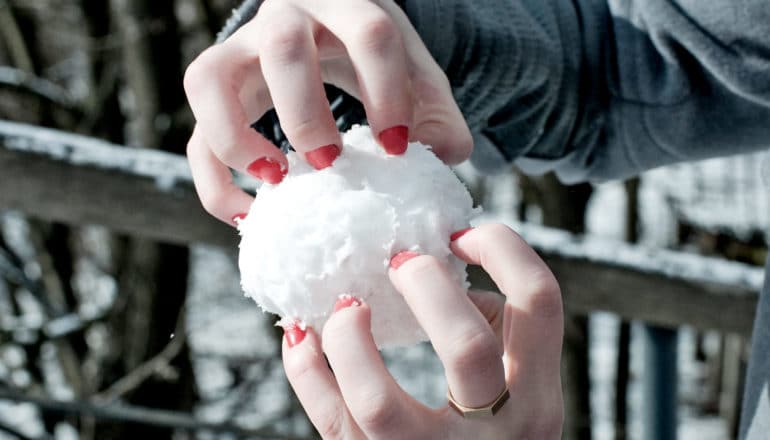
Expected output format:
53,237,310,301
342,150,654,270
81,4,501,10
94,308,187,403
0,67,79,111
0,0,34,71
0,386,307,439
0,419,53,440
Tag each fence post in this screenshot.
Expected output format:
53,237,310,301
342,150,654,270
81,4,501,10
641,325,678,440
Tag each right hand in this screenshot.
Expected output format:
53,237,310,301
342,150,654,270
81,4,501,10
183,0,472,225
281,224,565,439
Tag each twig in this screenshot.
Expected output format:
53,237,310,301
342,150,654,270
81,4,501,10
0,386,305,439
0,0,33,72
93,307,187,403
0,419,52,440
0,67,79,111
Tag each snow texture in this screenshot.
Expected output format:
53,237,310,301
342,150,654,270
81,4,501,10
237,125,478,347
0,119,191,192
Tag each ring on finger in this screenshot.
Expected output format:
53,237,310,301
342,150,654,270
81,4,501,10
447,386,510,418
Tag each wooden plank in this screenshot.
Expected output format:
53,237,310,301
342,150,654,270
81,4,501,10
0,120,236,248
0,120,763,337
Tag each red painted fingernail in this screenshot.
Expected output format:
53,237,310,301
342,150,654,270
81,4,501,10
306,144,341,170
378,125,409,155
333,294,362,313
232,213,247,224
450,227,473,241
390,251,419,270
284,322,306,348
247,157,287,184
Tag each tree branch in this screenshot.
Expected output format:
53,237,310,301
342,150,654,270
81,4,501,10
94,307,187,403
0,0,33,72
0,419,52,440
0,386,307,439
0,67,79,112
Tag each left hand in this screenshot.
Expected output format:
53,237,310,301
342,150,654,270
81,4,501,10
280,224,564,439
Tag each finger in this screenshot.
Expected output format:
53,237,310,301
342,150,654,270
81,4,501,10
468,289,506,350
184,29,287,184
450,224,564,381
186,126,254,225
378,1,473,164
388,253,507,409
256,3,342,169
322,296,426,439
282,324,363,439
301,1,413,155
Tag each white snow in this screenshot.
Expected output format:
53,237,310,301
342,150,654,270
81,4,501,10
237,125,478,347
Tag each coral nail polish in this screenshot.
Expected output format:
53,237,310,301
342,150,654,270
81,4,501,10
284,323,306,348
389,251,419,270
306,144,341,170
247,157,287,184
378,125,409,155
333,294,362,312
232,213,247,224
450,227,473,241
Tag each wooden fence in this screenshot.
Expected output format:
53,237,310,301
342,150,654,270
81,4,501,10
0,119,763,339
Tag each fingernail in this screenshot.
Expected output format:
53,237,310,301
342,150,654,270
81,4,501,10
247,157,287,184
232,213,247,224
306,144,341,170
333,294,362,313
378,125,409,155
450,227,473,241
284,322,307,348
390,251,419,270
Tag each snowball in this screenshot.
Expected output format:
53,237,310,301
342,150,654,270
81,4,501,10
237,125,478,347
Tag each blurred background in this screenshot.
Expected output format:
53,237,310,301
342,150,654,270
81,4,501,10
0,0,767,439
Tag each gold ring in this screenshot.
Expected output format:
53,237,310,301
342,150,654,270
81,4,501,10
447,386,510,418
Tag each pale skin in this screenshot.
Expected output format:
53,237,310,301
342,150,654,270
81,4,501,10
184,0,470,224
283,224,564,439
183,1,564,438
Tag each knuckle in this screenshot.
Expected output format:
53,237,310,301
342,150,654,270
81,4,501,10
183,48,216,98
445,327,500,376
353,390,400,434
351,12,399,54
524,270,563,319
197,188,226,219
315,408,345,440
260,21,308,64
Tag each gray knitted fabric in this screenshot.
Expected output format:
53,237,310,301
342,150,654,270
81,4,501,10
218,2,770,438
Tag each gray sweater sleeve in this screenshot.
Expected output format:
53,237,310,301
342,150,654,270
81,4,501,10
408,0,770,181
219,0,770,181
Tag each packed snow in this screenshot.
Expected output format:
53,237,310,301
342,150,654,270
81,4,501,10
237,125,478,347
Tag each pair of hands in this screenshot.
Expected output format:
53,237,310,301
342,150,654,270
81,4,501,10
183,0,563,438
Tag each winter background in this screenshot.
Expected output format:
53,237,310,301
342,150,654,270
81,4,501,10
0,1,768,439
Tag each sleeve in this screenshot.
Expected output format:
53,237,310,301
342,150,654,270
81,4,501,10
407,0,770,181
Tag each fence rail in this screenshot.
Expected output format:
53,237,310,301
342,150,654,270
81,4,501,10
0,119,763,338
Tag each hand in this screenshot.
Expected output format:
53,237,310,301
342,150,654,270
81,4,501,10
281,223,564,439
184,0,472,226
